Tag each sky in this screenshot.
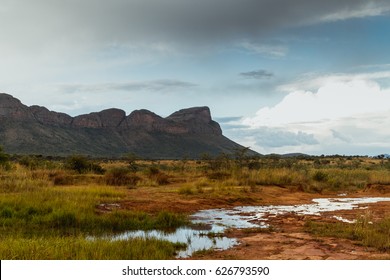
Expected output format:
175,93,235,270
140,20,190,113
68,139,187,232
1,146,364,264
1,0,390,156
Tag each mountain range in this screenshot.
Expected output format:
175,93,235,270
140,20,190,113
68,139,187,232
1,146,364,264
0,93,252,158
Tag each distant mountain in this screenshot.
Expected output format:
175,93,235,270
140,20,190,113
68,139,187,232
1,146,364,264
0,93,254,158
281,153,310,158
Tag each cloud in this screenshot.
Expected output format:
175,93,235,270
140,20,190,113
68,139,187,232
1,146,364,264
238,41,288,57
240,72,390,155
278,71,390,93
1,0,389,53
331,129,352,143
59,80,197,94
214,116,243,123
252,128,318,148
244,77,390,127
239,70,274,79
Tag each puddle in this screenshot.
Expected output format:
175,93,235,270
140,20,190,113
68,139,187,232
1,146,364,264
110,227,238,258
191,197,390,230
102,197,390,258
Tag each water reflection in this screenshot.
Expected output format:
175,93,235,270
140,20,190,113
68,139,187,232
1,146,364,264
111,227,238,258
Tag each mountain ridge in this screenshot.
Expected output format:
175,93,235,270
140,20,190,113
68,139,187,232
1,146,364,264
0,93,253,158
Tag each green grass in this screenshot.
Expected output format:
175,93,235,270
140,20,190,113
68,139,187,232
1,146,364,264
305,215,390,252
0,236,185,260
0,169,189,260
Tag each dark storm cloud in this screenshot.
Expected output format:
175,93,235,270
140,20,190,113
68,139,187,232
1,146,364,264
2,0,390,49
240,70,274,79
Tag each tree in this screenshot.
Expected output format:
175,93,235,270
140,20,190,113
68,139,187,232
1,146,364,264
123,153,139,172
64,155,104,174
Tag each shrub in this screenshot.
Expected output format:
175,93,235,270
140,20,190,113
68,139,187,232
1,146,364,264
18,156,39,170
145,166,169,185
49,171,74,185
312,170,328,182
64,155,91,174
154,172,169,185
105,167,140,186
64,155,104,174
0,146,11,170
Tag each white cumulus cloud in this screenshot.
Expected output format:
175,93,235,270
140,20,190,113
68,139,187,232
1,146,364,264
241,73,390,155
244,78,390,127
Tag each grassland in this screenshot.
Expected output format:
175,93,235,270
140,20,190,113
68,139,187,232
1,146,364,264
1,151,390,259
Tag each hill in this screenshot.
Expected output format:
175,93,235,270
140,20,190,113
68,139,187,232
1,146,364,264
0,93,254,158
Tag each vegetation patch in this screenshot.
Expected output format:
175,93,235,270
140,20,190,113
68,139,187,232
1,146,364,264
105,167,140,186
305,215,390,252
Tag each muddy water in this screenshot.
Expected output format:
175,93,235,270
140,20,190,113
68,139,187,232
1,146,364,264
108,197,390,258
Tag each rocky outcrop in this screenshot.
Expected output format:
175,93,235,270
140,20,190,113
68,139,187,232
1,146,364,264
30,105,73,126
121,109,166,130
167,107,222,135
72,108,126,128
0,93,33,120
0,93,253,158
167,106,212,123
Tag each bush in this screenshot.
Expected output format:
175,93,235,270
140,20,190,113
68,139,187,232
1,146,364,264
0,146,11,170
64,155,104,174
105,167,140,186
64,155,91,173
50,171,74,185
19,156,39,170
145,166,169,185
312,170,328,182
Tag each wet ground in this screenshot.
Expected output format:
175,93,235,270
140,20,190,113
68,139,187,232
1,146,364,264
110,196,390,259
192,200,390,260
115,184,390,259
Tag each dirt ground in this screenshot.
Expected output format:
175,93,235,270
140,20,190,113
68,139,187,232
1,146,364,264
120,183,390,260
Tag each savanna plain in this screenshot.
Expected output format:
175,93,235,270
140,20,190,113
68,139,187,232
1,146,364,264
1,148,390,260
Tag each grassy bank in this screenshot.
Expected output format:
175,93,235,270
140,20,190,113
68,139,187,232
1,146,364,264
0,236,184,260
305,215,390,252
0,160,188,259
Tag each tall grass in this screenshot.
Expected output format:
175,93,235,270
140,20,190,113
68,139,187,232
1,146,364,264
305,215,390,252
0,168,188,259
0,169,187,236
0,236,184,260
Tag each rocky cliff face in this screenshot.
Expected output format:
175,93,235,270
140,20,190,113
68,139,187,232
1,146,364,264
0,93,251,158
72,108,126,128
167,107,222,135
0,93,33,120
30,105,73,126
